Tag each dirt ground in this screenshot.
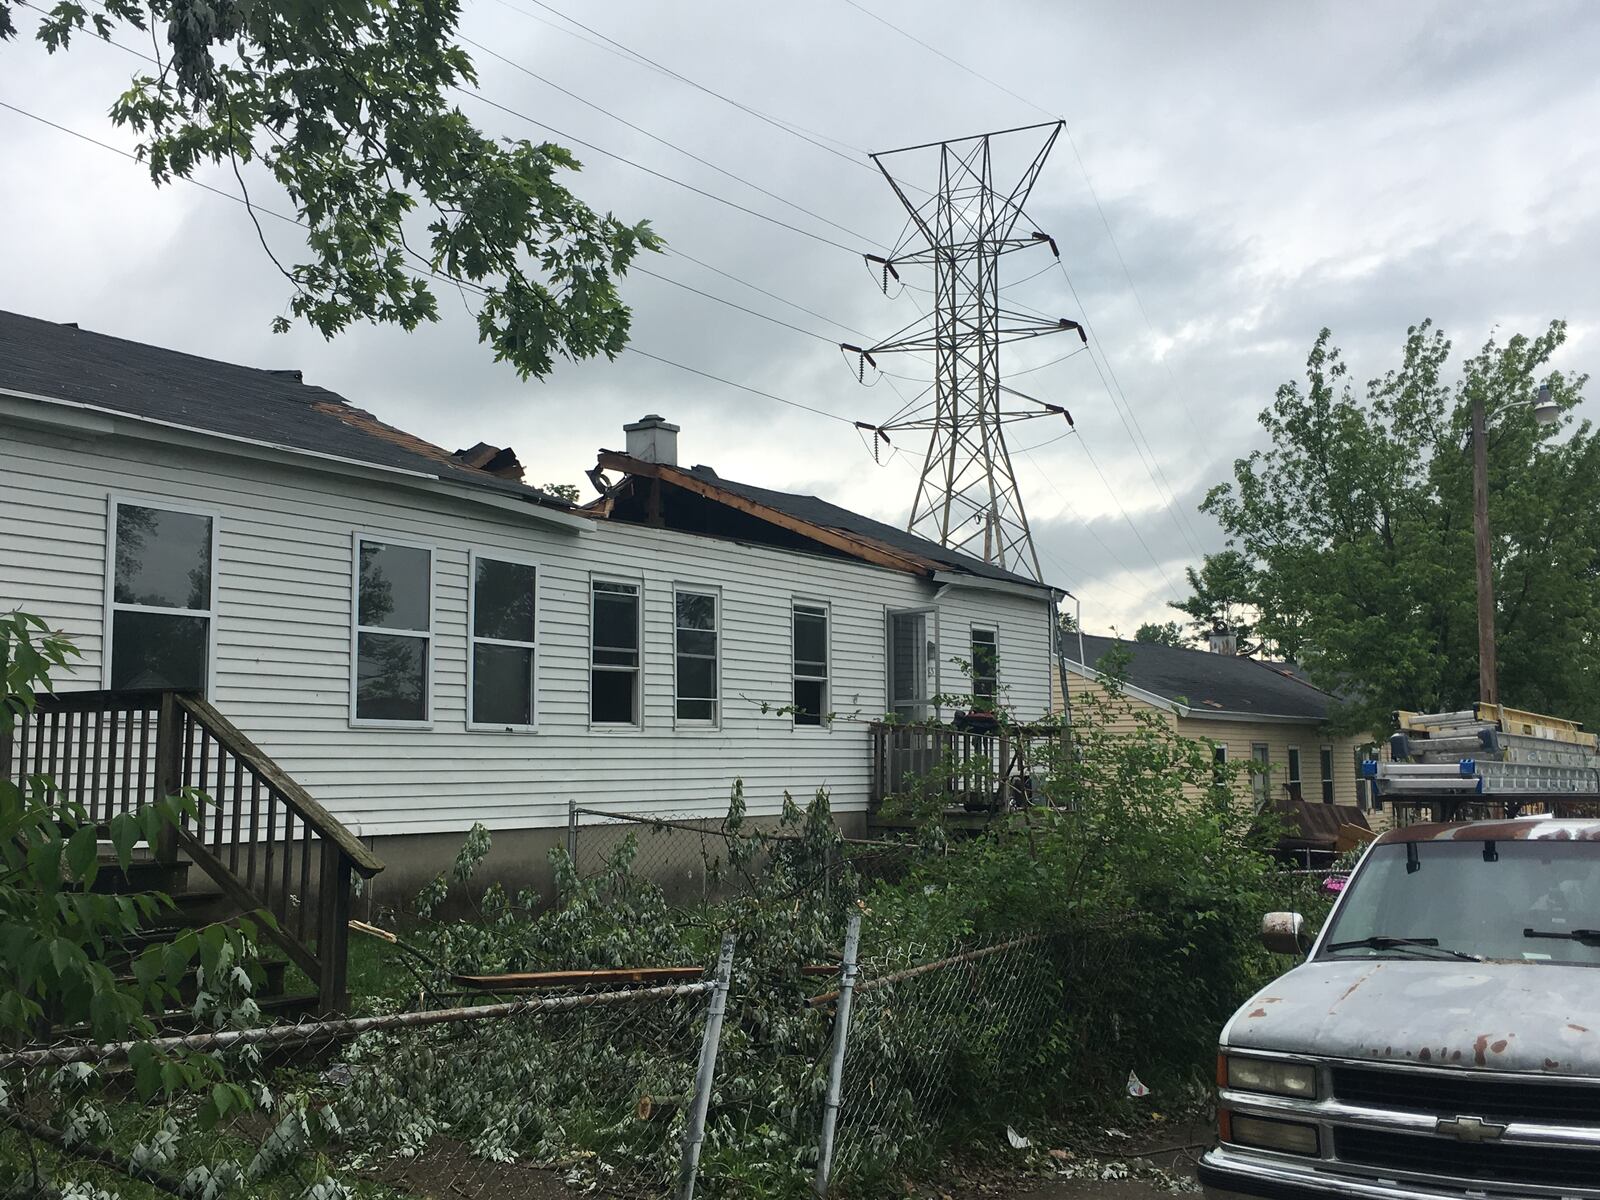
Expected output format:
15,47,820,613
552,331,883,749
936,1122,1212,1200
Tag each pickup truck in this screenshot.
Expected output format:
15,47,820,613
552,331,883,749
1200,817,1600,1200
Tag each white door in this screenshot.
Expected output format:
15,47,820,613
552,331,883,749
887,608,938,721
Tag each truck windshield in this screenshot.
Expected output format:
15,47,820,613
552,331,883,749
1319,840,1600,967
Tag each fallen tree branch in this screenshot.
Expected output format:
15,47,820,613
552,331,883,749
0,1106,186,1198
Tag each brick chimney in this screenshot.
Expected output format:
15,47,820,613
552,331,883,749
624,414,679,466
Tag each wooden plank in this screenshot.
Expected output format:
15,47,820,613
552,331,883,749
175,696,383,875
597,452,938,577
172,824,321,982
453,966,706,990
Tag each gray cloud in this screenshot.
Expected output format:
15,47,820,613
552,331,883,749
2,0,1596,636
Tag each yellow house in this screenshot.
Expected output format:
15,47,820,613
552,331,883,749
1056,634,1375,818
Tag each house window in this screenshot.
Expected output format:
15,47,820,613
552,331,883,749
1286,747,1302,800
1250,743,1270,806
591,580,641,726
793,603,829,727
353,537,432,724
1320,746,1335,804
970,628,998,711
1211,744,1228,788
108,501,214,692
674,589,719,725
470,554,537,729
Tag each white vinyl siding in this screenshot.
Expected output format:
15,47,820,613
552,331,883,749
1,416,1057,840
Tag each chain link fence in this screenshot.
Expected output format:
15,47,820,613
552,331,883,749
565,803,924,913
2,921,1091,1200
0,951,734,1200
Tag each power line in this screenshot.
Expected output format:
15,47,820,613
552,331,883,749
620,346,858,427
0,97,878,441
496,0,885,178
458,32,882,250
459,90,865,256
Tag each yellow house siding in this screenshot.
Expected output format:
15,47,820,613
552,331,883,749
1056,666,1370,811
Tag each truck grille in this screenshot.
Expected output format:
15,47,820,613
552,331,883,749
1331,1064,1600,1124
1335,1127,1600,1189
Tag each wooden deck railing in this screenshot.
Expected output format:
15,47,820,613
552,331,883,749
1,689,384,1009
868,719,1066,814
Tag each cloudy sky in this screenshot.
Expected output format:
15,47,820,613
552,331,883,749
4,1,1597,632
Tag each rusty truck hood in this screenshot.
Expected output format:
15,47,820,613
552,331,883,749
1222,959,1600,1077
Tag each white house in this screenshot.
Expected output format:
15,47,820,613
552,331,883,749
0,310,1062,901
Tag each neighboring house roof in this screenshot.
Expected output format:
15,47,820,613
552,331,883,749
0,310,572,510
1065,633,1334,722
592,450,1056,593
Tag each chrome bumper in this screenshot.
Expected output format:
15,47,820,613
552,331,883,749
1199,1145,1600,1200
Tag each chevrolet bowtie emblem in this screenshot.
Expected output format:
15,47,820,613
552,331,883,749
1436,1115,1508,1143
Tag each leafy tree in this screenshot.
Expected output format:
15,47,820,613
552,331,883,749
1133,620,1187,647
2,0,662,378
1167,548,1282,652
1202,320,1598,732
539,481,582,503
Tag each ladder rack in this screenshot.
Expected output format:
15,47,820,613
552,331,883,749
1366,704,1600,818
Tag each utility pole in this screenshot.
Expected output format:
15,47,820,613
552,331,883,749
1471,391,1498,706
851,122,1083,582
1471,383,1560,708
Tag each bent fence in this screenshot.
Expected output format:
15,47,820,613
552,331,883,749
1,922,1073,1200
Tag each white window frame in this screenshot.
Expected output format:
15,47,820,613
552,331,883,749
589,574,644,730
672,585,721,729
103,494,221,694
969,625,998,708
467,549,539,733
885,605,939,722
1250,742,1270,806
1320,744,1336,805
349,531,435,730
792,599,831,731
1286,745,1302,798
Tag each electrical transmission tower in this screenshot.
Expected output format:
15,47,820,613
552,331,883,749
850,120,1082,581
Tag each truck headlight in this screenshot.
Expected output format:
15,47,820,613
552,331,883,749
1228,1113,1320,1156
1223,1054,1318,1100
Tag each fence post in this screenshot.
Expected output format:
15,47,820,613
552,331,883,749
152,692,182,865
678,933,736,1200
814,911,861,1198
566,798,578,863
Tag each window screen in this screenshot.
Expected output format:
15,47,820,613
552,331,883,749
1321,746,1335,804
793,604,828,727
471,556,537,728
675,590,718,724
109,503,213,692
355,539,431,722
592,581,640,724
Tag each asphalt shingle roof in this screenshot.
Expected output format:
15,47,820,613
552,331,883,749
1067,633,1332,721
684,465,1054,592
0,310,570,508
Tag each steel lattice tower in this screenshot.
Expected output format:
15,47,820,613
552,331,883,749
861,121,1079,581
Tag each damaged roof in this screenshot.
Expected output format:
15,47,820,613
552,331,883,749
595,451,1055,591
1067,632,1334,721
0,310,571,509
